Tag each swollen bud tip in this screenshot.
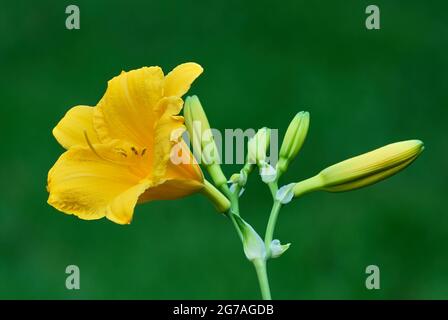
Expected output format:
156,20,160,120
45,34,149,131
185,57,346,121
277,111,310,177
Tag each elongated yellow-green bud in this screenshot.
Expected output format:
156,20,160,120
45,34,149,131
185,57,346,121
247,128,277,183
292,140,424,197
184,95,215,161
247,127,271,165
184,96,227,187
184,96,208,161
277,112,310,177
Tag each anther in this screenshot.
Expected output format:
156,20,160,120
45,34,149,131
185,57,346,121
115,148,127,157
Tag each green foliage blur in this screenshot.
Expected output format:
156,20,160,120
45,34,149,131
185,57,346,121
0,0,447,299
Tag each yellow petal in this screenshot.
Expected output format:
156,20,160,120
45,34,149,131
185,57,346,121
47,144,151,224
52,105,99,149
150,97,186,181
164,62,203,97
139,141,204,202
94,67,165,147
139,178,202,202
167,140,204,181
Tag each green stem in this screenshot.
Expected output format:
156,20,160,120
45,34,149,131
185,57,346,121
228,207,242,241
223,182,272,299
224,185,243,240
264,200,282,257
253,259,271,300
267,182,278,198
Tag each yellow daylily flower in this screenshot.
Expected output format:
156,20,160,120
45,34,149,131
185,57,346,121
47,63,207,224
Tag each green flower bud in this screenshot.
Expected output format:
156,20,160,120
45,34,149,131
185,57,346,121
229,173,240,184
277,112,310,177
247,128,277,183
247,127,271,165
270,239,291,258
229,170,248,187
293,140,424,197
184,96,209,158
259,161,277,183
184,96,227,187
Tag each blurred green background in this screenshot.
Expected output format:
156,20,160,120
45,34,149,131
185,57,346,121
0,0,447,299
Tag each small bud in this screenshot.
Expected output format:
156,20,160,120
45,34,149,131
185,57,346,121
234,215,266,261
229,170,248,187
293,140,424,197
229,173,240,184
247,128,277,184
270,239,291,258
247,127,271,165
277,112,310,177
259,161,277,183
184,96,227,187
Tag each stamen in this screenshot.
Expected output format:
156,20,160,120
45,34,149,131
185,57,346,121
131,146,138,155
83,130,137,168
141,148,147,156
114,147,128,157
84,130,108,161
